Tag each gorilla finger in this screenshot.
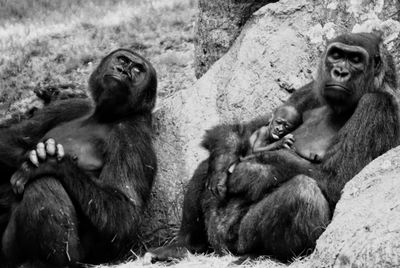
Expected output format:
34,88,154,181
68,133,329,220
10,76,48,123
36,142,46,160
285,134,294,139
217,185,227,200
15,179,24,195
45,138,56,156
285,140,294,146
56,144,65,161
29,150,40,167
283,144,291,149
10,173,18,186
211,186,218,197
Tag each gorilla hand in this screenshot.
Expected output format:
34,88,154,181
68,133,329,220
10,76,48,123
206,154,237,200
207,170,228,200
10,139,65,195
277,134,295,149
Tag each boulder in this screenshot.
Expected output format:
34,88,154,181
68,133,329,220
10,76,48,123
194,0,277,78
299,146,400,268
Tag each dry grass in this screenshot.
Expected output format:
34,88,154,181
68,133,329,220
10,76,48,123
95,253,294,268
0,0,196,116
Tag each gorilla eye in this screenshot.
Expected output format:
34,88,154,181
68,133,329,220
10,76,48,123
131,64,145,74
117,56,130,65
350,54,362,64
329,49,342,60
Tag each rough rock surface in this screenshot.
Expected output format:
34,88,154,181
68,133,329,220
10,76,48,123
194,0,277,78
299,146,400,268
147,0,400,258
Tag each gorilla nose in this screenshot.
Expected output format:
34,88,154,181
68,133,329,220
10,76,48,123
331,68,350,82
114,65,128,74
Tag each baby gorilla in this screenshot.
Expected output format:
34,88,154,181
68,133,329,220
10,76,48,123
220,105,302,200
240,105,302,162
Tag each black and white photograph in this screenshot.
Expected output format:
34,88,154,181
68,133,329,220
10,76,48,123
0,0,399,267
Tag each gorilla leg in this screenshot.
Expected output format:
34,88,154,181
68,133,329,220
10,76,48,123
237,175,330,261
228,150,318,202
147,160,210,261
2,178,82,267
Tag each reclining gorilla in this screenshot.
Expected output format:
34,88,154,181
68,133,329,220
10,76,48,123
148,32,400,262
0,49,157,267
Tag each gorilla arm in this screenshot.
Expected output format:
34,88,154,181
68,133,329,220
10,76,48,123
20,118,156,252
319,91,400,208
202,116,270,199
204,82,320,199
0,99,91,169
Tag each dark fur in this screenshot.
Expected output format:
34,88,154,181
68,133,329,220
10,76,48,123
0,49,157,267
148,33,400,262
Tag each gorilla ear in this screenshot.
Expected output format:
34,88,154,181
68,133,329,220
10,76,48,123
374,54,382,73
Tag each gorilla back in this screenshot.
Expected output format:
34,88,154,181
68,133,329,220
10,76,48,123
148,32,400,262
0,48,157,267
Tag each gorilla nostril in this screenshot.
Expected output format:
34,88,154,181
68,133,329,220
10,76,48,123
115,65,124,73
332,69,350,81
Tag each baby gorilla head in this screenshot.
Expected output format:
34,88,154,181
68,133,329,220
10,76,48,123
269,105,302,140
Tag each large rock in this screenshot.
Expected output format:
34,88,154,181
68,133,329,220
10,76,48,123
194,0,277,78
194,0,400,78
147,0,400,258
300,146,400,268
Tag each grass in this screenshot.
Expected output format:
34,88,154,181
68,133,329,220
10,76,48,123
95,253,294,268
0,0,196,118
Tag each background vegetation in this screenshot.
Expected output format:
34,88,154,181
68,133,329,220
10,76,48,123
0,0,196,117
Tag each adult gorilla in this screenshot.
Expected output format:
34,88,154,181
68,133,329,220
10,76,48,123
147,33,400,262
0,49,157,267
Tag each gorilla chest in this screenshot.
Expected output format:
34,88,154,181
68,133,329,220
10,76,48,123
292,106,342,160
43,120,109,171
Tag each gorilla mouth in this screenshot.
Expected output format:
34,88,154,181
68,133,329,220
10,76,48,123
104,74,124,81
324,84,350,95
271,132,279,140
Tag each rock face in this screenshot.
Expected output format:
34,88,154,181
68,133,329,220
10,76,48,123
148,0,400,262
301,146,400,268
194,0,277,78
194,0,400,78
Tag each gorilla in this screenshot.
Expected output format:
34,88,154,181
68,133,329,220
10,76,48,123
147,32,400,262
0,48,157,267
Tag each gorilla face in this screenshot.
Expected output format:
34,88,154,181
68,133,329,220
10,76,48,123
88,49,157,119
102,50,148,91
317,33,382,115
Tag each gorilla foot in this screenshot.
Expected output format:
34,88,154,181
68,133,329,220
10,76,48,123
143,245,189,264
230,254,259,266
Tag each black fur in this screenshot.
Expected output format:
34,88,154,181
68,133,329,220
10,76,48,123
148,32,400,262
0,49,157,267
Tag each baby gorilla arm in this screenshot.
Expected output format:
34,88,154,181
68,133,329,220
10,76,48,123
241,134,295,161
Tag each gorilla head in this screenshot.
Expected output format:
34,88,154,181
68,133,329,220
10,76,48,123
315,33,395,115
88,49,157,120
